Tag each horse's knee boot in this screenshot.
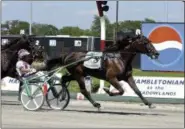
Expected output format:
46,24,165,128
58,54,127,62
118,88,124,95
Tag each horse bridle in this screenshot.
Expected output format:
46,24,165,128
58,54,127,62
122,35,151,55
116,37,139,55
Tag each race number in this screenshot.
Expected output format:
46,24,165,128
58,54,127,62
74,40,82,47
49,40,56,46
35,40,40,45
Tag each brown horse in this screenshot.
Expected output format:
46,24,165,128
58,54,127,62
40,31,159,109
59,32,159,109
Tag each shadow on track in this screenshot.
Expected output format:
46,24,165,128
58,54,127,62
1,102,166,116
63,109,166,116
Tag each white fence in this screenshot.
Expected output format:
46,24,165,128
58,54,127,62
1,76,184,99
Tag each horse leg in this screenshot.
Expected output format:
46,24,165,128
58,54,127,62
103,65,124,96
62,72,100,108
18,81,23,101
73,73,101,109
104,77,124,96
104,73,125,96
126,75,155,108
61,74,74,85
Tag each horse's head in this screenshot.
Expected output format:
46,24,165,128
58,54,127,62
128,29,160,59
20,34,45,61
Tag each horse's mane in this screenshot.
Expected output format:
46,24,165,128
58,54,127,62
105,35,132,52
1,37,22,50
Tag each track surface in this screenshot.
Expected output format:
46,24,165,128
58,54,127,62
2,96,184,128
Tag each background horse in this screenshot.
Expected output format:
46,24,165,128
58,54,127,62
39,30,159,109
1,35,44,79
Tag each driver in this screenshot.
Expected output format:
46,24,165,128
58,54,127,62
16,49,39,101
16,49,37,77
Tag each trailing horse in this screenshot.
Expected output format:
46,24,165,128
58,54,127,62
40,30,159,109
1,35,44,79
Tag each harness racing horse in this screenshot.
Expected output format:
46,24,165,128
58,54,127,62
1,35,44,79
61,31,159,109
40,30,159,109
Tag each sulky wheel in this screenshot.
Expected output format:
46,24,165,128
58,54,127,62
20,84,45,111
46,84,70,110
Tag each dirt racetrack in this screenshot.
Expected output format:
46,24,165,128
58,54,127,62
1,96,184,128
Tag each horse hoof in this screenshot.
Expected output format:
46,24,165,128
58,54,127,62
140,103,144,106
103,87,110,94
93,102,101,109
149,104,156,109
103,88,113,96
97,107,101,112
97,105,104,112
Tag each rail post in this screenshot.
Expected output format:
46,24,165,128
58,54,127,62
96,1,109,51
96,1,109,93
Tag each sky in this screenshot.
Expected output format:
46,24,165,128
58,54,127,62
1,1,184,29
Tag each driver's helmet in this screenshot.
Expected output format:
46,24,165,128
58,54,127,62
18,49,30,59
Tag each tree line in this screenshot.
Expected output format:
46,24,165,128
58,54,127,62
1,15,155,40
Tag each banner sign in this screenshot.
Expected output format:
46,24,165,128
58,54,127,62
141,23,184,72
1,72,62,91
109,76,184,99
1,77,20,91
